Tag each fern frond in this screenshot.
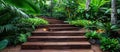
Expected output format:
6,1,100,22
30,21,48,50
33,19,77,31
0,24,17,33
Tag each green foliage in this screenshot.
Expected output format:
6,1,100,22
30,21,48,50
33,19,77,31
69,20,93,27
84,21,100,30
0,1,29,25
84,0,110,21
0,39,8,51
18,34,27,43
85,31,102,39
7,32,31,45
0,1,29,18
3,0,40,14
0,0,49,50
0,0,120,52
100,37,120,52
0,24,17,33
18,32,31,43
90,0,110,12
95,23,120,38
19,18,48,26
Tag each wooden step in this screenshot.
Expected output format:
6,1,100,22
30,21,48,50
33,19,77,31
43,18,64,24
48,24,75,27
37,24,75,29
49,27,79,31
27,36,88,42
21,42,91,50
21,49,94,52
32,31,85,36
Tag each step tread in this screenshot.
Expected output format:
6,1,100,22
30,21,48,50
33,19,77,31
29,36,87,38
47,24,75,27
21,49,94,52
49,27,78,29
48,24,71,25
33,31,85,33
22,42,90,45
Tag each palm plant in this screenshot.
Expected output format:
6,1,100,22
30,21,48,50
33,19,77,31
3,0,41,15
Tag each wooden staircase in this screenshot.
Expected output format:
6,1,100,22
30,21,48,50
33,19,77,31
21,18,94,52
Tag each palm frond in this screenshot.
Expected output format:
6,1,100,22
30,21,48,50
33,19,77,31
7,6,29,18
3,0,40,14
0,0,29,18
0,1,29,25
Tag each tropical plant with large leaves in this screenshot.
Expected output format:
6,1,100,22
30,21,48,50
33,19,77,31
0,0,49,46
0,0,29,34
83,0,111,22
0,39,8,51
3,0,41,15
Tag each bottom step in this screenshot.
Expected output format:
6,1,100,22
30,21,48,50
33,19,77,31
21,49,94,52
21,42,91,49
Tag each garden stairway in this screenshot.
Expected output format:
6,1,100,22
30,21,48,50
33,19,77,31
20,19,94,52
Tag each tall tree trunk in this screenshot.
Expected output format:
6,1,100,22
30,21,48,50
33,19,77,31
86,0,91,11
111,0,117,25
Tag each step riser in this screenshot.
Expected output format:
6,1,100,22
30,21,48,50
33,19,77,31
22,45,91,50
27,38,88,42
32,33,84,36
43,18,64,24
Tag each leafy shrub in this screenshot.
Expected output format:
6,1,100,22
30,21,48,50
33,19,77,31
85,21,101,30
85,31,102,39
100,37,120,52
69,20,93,27
95,22,120,38
8,32,31,45
19,18,48,26
0,17,48,48
18,32,31,43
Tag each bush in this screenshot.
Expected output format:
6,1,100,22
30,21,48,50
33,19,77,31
7,32,31,45
100,37,120,52
19,18,48,26
0,17,48,49
18,32,31,43
85,31,102,39
69,20,93,27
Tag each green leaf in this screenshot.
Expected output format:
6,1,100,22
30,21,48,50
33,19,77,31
0,39,8,50
3,0,40,14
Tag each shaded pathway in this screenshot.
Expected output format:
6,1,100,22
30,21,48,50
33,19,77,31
21,18,93,52
2,18,102,52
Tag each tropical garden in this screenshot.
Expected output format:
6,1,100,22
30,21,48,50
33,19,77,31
0,0,120,52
